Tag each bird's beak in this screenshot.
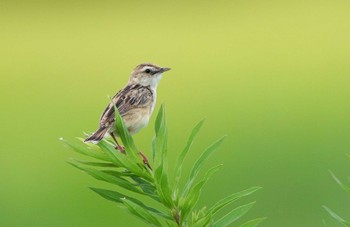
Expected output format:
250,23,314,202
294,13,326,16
159,67,171,73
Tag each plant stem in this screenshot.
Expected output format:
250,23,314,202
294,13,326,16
172,207,181,226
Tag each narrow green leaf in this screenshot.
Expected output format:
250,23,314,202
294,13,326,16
98,140,135,170
207,186,262,215
90,188,170,220
154,104,165,135
111,99,140,161
174,119,205,195
151,137,157,164
323,206,350,226
213,202,256,227
166,221,178,227
122,198,163,226
71,158,117,167
322,219,328,227
131,176,160,201
61,138,110,162
151,105,173,207
154,165,173,207
152,105,164,162
152,104,168,169
346,153,350,160
329,170,350,193
182,136,226,195
192,215,213,227
181,165,222,221
240,218,266,227
102,170,136,178
68,161,143,194
98,140,132,168
157,106,169,179
98,140,151,181
189,136,225,180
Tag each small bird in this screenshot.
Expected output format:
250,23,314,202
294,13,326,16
84,63,170,153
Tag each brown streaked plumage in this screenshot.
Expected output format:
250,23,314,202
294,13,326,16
84,63,170,145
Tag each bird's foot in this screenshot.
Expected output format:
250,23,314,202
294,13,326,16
115,145,126,154
113,145,151,169
139,151,152,170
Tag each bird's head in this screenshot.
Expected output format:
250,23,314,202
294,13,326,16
129,63,170,88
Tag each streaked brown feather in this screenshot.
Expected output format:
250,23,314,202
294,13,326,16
99,84,153,128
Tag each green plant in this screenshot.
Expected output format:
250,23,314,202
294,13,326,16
323,159,350,226
62,105,264,226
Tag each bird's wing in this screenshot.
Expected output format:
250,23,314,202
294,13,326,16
99,84,153,128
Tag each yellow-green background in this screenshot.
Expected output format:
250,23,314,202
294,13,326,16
1,0,350,226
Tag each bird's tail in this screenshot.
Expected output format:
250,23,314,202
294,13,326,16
84,127,109,144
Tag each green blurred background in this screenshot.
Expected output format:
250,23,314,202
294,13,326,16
1,0,350,226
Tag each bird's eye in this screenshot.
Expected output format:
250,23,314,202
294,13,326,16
145,69,151,73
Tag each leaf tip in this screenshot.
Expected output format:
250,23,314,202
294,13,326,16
66,160,75,165
89,187,100,193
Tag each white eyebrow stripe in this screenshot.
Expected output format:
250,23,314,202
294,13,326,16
142,66,155,71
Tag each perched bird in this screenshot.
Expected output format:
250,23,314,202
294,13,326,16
84,63,170,152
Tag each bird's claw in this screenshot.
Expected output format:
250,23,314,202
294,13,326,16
115,145,126,154
139,151,152,170
114,145,151,170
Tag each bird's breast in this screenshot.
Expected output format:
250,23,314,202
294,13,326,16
149,89,157,115
110,88,156,136
123,106,152,135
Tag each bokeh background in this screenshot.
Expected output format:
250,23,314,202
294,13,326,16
1,0,350,226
